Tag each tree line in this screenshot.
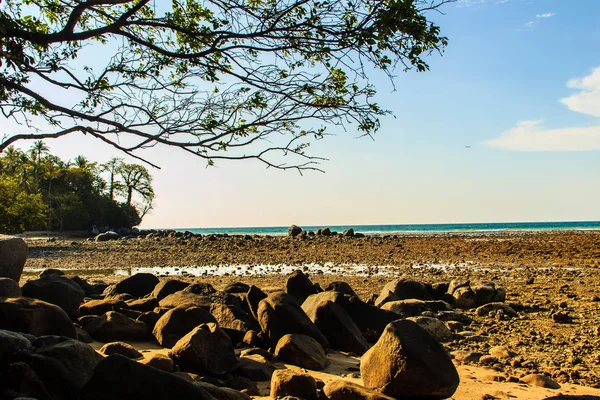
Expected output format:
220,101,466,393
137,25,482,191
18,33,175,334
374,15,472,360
0,141,154,233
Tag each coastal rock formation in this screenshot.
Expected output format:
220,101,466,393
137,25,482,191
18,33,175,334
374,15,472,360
80,354,215,400
269,369,317,400
236,353,276,381
153,306,217,348
286,270,319,304
170,323,237,375
152,279,190,301
406,316,454,342
323,380,397,400
82,311,148,342
30,336,103,397
79,298,128,316
99,341,143,359
109,272,159,298
302,298,369,355
0,236,27,282
0,297,76,338
274,333,328,370
288,224,303,237
22,276,85,318
0,277,21,297
379,278,432,301
381,299,452,318
361,319,459,399
209,303,259,344
323,281,359,298
302,291,397,342
257,292,329,349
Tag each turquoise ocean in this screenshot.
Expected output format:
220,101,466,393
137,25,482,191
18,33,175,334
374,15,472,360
173,221,600,236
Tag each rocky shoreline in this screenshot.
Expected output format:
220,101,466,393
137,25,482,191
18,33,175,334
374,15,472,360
2,232,600,399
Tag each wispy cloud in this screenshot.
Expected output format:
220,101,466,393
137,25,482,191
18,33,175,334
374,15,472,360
561,66,600,118
536,12,555,18
485,67,600,151
524,20,538,28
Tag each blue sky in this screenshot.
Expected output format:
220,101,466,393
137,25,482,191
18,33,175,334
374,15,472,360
6,0,600,228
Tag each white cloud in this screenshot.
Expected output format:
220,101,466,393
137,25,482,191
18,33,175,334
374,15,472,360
561,66,600,118
524,20,538,28
484,120,600,151
536,12,555,18
485,66,600,151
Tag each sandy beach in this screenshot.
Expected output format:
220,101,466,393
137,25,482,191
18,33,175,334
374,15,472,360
14,230,600,398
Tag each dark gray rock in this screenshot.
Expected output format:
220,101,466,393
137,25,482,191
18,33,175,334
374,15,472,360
257,292,328,349
22,276,85,318
79,354,215,400
153,306,217,348
170,323,237,375
0,277,21,298
0,236,27,282
0,297,76,338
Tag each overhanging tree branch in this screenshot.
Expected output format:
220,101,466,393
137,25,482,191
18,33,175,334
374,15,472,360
1,0,452,171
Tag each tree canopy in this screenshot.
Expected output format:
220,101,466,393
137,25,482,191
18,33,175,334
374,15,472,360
0,0,449,171
0,141,153,233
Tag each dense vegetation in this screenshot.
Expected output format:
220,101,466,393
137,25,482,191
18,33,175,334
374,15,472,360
0,141,154,233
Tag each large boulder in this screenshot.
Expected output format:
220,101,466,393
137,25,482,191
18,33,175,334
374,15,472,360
194,381,251,400
257,292,328,349
360,320,459,399
286,270,318,304
22,276,85,318
302,292,397,342
236,354,275,381
380,299,451,318
99,341,143,359
209,303,259,344
270,369,317,400
170,323,237,375
79,298,128,316
0,329,32,356
159,291,212,309
302,299,369,355
0,361,54,400
0,277,21,297
323,281,359,298
288,225,303,237
274,334,328,370
110,273,159,298
79,354,215,400
26,336,103,398
82,311,148,342
0,236,27,282
471,281,506,306
406,316,453,342
0,297,76,338
153,306,217,348
152,279,189,301
246,285,267,320
379,279,431,301
323,380,396,400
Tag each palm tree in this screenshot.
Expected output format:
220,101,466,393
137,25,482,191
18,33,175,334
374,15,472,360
1,146,24,175
101,157,123,201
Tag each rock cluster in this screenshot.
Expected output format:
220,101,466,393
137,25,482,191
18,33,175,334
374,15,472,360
2,249,527,400
0,264,482,400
